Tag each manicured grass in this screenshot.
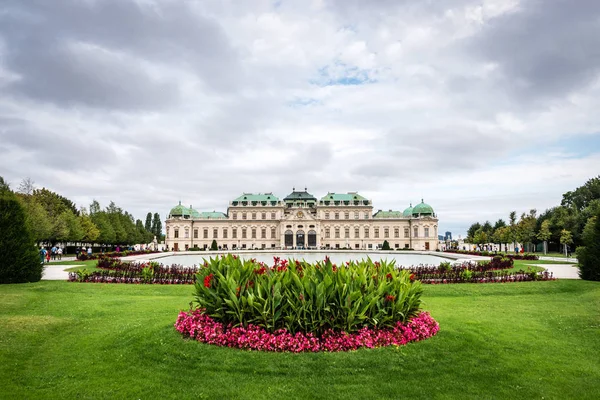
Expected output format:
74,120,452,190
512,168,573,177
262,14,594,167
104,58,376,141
1,280,598,399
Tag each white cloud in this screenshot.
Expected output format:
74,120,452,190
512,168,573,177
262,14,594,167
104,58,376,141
1,0,599,237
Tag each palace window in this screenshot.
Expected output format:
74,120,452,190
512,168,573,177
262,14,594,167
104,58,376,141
325,228,330,238
384,228,389,238
203,229,208,239
414,227,419,238
184,229,189,239
424,227,430,238
355,212,359,219
252,212,256,220
344,212,349,219
174,229,179,239
271,228,276,239
194,229,198,239
262,212,266,220
213,228,218,239
261,228,266,239
364,213,369,219
404,228,409,238
374,228,379,238
325,212,330,219
394,228,399,238
242,213,247,220
345,227,350,238
335,212,339,220
335,228,340,238
252,228,256,239
232,212,237,220
232,228,237,239
242,228,247,239
271,212,276,219
223,228,228,239
364,227,369,238
354,227,360,238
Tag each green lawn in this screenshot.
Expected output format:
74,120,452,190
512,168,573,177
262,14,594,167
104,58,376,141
1,280,598,399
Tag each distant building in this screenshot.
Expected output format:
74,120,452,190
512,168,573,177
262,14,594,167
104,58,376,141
438,235,444,240
444,231,452,240
165,189,440,251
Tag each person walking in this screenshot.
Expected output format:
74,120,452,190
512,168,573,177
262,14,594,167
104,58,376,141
39,247,47,264
57,246,63,260
51,245,57,260
87,246,92,256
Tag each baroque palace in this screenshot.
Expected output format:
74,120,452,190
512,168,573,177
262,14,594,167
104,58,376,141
165,189,438,251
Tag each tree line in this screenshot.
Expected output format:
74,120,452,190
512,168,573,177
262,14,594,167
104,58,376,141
466,176,600,254
3,177,162,246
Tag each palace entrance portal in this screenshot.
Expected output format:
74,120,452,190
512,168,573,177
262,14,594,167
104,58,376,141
296,230,305,248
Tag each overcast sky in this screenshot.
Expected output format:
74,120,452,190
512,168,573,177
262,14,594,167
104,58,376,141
1,0,599,238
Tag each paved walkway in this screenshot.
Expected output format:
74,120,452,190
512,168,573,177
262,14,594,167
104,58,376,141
526,263,581,279
41,264,83,280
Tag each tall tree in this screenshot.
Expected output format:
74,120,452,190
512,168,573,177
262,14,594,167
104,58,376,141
537,220,551,255
145,212,152,232
0,176,10,193
90,200,101,215
17,177,35,195
79,214,100,243
0,190,43,283
576,213,600,281
560,229,573,257
152,213,162,240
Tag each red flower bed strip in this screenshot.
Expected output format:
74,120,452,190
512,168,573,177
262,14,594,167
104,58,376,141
175,310,439,352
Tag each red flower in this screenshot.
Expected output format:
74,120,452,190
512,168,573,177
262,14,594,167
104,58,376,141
386,273,393,280
409,274,416,282
385,294,396,302
203,273,214,288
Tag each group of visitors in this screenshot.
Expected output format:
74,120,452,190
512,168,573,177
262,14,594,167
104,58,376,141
75,246,93,259
38,245,64,264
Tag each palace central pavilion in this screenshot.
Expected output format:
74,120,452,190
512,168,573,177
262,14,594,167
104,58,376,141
165,189,438,251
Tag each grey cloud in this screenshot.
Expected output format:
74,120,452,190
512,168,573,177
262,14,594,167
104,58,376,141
0,0,240,109
467,0,600,101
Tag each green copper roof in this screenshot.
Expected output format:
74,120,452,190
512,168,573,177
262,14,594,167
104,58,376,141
412,200,434,216
232,193,279,202
198,211,228,219
284,188,317,202
373,210,403,218
169,202,191,217
403,204,413,217
320,192,368,201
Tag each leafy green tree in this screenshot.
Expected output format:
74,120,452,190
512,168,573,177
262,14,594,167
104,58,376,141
62,210,84,242
152,213,162,240
517,210,537,252
537,220,552,254
0,191,43,283
145,212,152,232
466,222,481,243
577,213,600,281
16,195,52,243
92,212,116,244
382,240,390,250
79,214,100,243
0,176,10,192
560,229,573,257
561,176,600,212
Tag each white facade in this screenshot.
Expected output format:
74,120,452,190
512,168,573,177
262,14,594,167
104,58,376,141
165,190,439,252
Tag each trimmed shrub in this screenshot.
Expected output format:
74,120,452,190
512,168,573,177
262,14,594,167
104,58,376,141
577,212,600,281
210,240,218,251
0,192,43,283
194,255,424,336
381,240,391,250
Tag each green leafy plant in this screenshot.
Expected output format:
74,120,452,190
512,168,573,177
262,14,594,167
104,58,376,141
76,268,91,282
438,261,452,273
193,255,424,336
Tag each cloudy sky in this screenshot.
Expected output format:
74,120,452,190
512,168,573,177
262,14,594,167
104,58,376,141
1,0,599,237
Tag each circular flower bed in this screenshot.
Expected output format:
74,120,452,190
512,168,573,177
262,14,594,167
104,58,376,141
175,255,439,352
175,309,439,352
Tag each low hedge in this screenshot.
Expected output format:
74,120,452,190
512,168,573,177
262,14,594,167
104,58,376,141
444,249,539,260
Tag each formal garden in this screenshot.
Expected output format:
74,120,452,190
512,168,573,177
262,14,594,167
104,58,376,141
2,177,600,398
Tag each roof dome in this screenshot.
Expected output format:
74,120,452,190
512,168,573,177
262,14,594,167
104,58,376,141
169,201,191,218
412,199,434,216
402,203,413,217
